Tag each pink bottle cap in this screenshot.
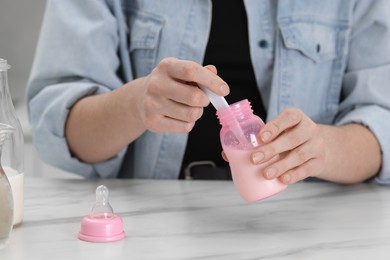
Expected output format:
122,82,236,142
78,185,125,243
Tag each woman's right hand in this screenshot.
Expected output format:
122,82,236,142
65,58,229,163
135,57,229,133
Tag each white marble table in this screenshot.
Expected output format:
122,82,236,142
1,178,390,259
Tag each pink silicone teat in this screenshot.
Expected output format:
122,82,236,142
78,185,125,243
91,185,114,217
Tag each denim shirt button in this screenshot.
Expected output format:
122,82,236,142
258,39,268,48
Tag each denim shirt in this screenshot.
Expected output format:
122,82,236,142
27,0,390,184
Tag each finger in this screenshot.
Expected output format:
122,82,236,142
221,151,228,162
147,70,210,107
166,82,210,107
251,118,315,164
257,154,281,168
278,158,322,184
159,58,229,96
204,64,218,74
160,100,204,123
263,138,319,180
146,114,196,133
259,108,303,143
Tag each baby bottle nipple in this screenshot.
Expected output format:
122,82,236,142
91,185,114,218
78,185,125,243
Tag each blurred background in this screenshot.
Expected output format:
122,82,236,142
0,0,79,178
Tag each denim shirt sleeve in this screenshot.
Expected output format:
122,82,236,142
27,0,127,178
336,0,390,184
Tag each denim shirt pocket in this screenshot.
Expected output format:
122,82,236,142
279,19,348,63
127,9,165,77
277,18,350,123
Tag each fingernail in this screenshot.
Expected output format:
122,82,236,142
252,152,264,163
220,84,229,95
265,168,276,179
262,131,271,142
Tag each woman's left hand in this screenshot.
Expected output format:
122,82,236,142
251,108,326,184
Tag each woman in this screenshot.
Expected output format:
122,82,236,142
27,0,389,185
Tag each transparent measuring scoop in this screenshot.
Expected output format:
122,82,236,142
199,85,247,145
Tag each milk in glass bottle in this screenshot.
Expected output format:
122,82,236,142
0,58,25,231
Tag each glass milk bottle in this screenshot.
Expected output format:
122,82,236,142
0,59,24,224
0,124,14,248
217,99,287,202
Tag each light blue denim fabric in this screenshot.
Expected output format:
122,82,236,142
27,0,390,184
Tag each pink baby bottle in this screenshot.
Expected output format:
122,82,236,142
216,99,287,202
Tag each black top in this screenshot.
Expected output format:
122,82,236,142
180,0,267,176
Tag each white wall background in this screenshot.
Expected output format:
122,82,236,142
0,0,81,179
0,0,46,103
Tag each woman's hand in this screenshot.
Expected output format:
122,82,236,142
136,57,229,133
66,57,228,163
250,108,326,184
222,107,380,185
